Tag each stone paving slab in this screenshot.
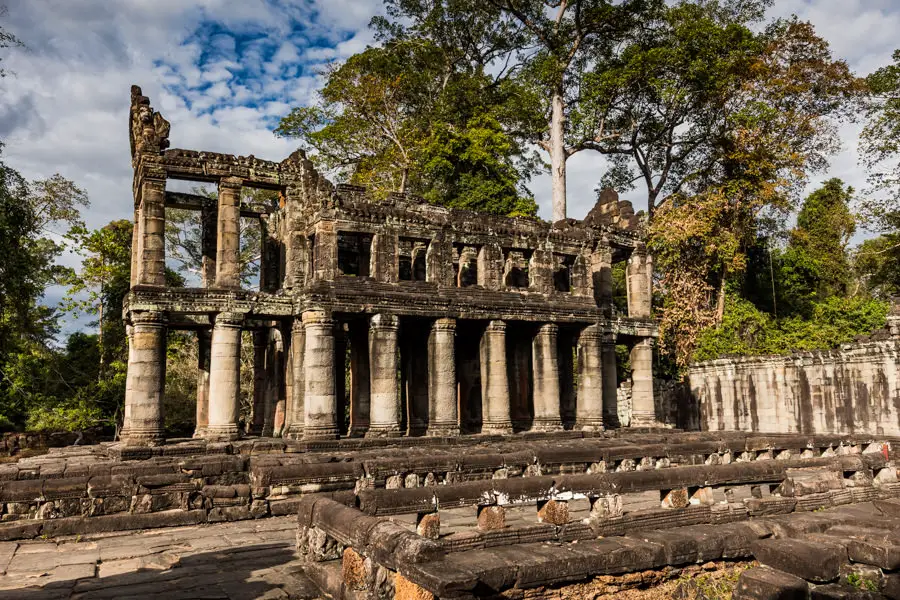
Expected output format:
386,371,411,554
0,516,323,600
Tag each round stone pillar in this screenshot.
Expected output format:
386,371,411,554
532,323,562,431
367,313,401,437
206,312,244,441
630,338,656,427
427,318,458,437
193,329,211,438
284,319,306,440
481,320,513,434
601,337,620,427
303,310,339,439
575,324,604,431
122,311,167,446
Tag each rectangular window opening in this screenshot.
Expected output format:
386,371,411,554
337,232,372,277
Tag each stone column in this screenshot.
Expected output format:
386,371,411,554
193,329,211,438
263,331,284,437
349,322,371,437
249,330,267,436
428,318,458,436
368,314,401,437
284,319,306,439
206,312,243,441
532,324,562,431
601,337,619,427
480,321,512,434
138,174,166,286
215,176,242,289
303,310,339,439
576,325,604,431
122,312,167,446
630,338,656,427
626,247,652,318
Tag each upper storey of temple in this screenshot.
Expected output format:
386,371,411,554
127,85,655,333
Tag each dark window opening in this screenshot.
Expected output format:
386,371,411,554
553,254,576,292
504,249,531,288
456,245,478,287
337,232,372,277
399,238,429,281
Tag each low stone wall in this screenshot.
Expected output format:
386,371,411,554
688,340,900,436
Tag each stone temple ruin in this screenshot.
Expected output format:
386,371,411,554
6,87,900,599
122,85,658,447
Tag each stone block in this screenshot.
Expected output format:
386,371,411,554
477,505,505,531
590,494,622,520
342,547,369,592
662,487,690,509
845,538,900,570
691,487,715,506
733,567,809,600
810,583,881,599
416,512,440,539
395,573,435,600
536,499,569,525
751,539,846,583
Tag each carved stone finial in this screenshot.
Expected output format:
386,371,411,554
129,85,171,165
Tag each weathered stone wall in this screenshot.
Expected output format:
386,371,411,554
688,340,900,436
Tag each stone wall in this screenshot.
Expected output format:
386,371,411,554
687,340,900,436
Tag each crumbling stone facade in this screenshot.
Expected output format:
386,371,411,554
122,86,658,446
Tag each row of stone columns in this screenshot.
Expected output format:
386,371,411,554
121,309,655,445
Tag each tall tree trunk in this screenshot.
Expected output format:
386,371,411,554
399,167,409,194
715,283,726,324
550,88,567,223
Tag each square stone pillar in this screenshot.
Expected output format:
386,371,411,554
477,243,503,290
630,338,657,427
206,312,244,441
590,245,613,316
427,318,458,437
303,310,339,439
137,174,166,287
576,324,604,431
249,329,268,436
215,177,242,289
370,229,398,283
367,313,401,437
193,329,211,438
313,221,337,281
284,319,306,440
532,323,562,431
528,249,553,293
426,235,454,286
601,336,620,427
122,311,167,446
200,202,217,287
626,246,652,318
263,330,286,437
480,320,512,434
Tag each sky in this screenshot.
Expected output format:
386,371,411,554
1,0,900,331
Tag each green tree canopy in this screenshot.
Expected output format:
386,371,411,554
275,39,538,217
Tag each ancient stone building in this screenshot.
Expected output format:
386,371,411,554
121,85,658,446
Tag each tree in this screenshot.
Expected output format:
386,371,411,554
777,179,856,315
0,6,23,80
860,49,900,229
597,4,860,221
854,212,900,300
63,219,132,372
374,0,661,221
276,40,538,216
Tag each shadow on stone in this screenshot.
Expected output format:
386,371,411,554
0,542,315,600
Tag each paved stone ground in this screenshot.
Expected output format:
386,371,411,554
0,517,323,600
